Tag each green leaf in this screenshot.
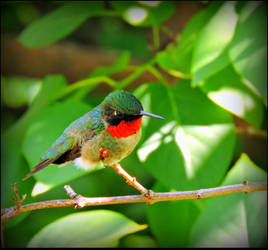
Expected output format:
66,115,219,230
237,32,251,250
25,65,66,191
19,2,104,48
4,204,75,247
69,51,131,101
27,210,147,247
136,81,236,191
191,2,238,85
1,76,41,108
96,17,151,60
156,2,223,78
111,1,175,27
200,64,264,128
2,75,67,226
229,2,267,106
1,110,16,134
22,99,104,195
146,182,200,247
8,75,68,138
120,235,158,248
1,143,34,228
190,154,267,247
90,51,131,77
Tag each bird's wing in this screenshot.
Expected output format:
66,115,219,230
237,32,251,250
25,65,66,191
23,134,78,180
23,105,105,180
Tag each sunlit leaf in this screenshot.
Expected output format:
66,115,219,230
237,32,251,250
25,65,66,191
136,81,235,191
156,2,223,78
110,1,175,27
27,210,147,247
200,64,264,128
190,154,267,247
191,2,238,85
229,2,267,106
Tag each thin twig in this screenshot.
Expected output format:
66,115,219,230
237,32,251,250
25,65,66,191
152,25,160,50
235,127,267,139
111,163,151,197
118,58,156,89
54,76,118,100
1,181,266,223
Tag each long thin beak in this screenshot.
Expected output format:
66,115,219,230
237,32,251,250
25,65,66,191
140,110,165,120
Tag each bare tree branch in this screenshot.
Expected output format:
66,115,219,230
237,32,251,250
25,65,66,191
1,181,267,223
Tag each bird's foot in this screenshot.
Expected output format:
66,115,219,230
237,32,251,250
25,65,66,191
99,147,109,161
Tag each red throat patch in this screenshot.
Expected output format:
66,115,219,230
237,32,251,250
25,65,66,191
106,117,142,139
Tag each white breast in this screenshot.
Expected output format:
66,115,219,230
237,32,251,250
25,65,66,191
74,129,142,170
74,157,98,170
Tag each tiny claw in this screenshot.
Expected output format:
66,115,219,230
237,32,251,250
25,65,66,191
102,150,109,158
99,147,109,160
99,147,105,155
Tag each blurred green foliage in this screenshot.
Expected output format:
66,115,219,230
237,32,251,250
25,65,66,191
1,76,41,108
2,1,267,248
27,210,147,247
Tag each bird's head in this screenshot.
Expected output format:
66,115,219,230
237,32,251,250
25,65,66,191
101,90,164,127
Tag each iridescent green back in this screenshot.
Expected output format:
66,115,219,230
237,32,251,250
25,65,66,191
40,105,104,161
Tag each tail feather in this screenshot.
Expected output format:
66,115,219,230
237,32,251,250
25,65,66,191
23,135,77,181
23,158,59,181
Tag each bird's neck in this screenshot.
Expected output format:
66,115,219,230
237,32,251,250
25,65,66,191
106,117,142,139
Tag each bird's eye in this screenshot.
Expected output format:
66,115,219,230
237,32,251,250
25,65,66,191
113,110,123,118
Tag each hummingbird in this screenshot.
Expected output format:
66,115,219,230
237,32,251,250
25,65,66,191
23,91,164,193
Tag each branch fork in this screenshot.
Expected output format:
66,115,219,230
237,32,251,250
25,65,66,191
1,183,27,223
111,163,154,200
64,185,87,209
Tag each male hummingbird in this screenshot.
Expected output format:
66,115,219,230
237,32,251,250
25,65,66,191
23,91,164,183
